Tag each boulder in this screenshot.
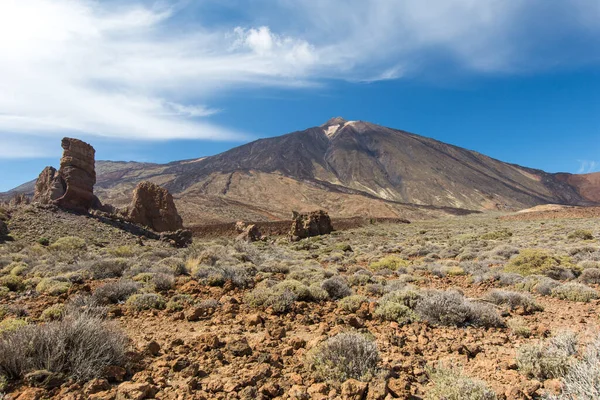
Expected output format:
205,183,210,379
235,221,262,242
126,181,183,233
33,138,97,212
160,229,193,248
290,210,333,241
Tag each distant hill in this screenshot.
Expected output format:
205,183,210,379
4,118,598,225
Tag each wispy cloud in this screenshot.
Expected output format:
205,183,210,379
577,160,600,174
0,0,599,158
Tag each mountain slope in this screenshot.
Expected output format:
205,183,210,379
3,118,598,225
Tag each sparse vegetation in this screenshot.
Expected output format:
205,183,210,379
306,332,380,382
517,331,578,379
425,365,497,400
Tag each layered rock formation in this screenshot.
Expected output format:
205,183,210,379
290,210,333,241
55,138,97,211
33,138,97,212
126,182,184,233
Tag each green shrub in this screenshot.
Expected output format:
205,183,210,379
551,282,598,302
370,256,410,271
0,287,9,298
0,275,24,292
306,332,380,382
308,284,329,302
126,293,166,311
37,237,50,246
40,304,64,321
567,230,594,240
425,365,497,400
507,317,531,338
374,302,416,325
338,295,369,313
504,249,573,276
36,278,71,295
166,294,195,311
0,318,28,336
480,229,512,241
49,236,87,252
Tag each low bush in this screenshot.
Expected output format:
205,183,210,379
152,273,175,292
93,280,140,305
321,276,352,299
507,317,531,338
0,313,128,382
480,229,512,241
416,290,503,328
425,365,497,400
567,230,594,240
0,275,24,292
306,332,380,382
547,335,600,399
166,294,195,311
0,318,28,336
516,331,577,380
374,302,416,325
579,268,600,284
551,282,598,302
126,293,166,311
370,256,410,271
85,258,130,279
504,249,574,276
484,290,543,314
338,295,369,313
36,278,71,295
49,236,87,252
40,304,64,321
194,264,252,288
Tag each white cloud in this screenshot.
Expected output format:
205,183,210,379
0,0,599,158
577,160,600,174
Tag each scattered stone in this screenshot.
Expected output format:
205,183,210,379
246,313,264,326
103,366,127,382
116,382,157,400
227,337,253,357
290,210,333,241
84,378,112,395
145,340,161,356
341,379,368,400
126,181,183,233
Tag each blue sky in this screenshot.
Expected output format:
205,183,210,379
0,0,599,191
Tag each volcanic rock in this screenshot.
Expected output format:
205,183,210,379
55,138,97,211
235,221,262,242
126,181,184,233
33,166,65,205
159,229,192,248
33,138,97,212
290,210,333,241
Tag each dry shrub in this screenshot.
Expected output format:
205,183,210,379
484,290,543,314
425,365,497,400
517,331,578,380
547,335,600,400
551,282,598,302
126,293,166,311
0,313,128,382
321,276,352,299
93,280,140,304
306,332,380,382
416,290,503,328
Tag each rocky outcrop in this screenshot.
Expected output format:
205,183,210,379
126,182,184,233
235,221,262,242
55,138,97,211
9,193,30,206
33,138,97,212
290,210,333,241
33,166,65,205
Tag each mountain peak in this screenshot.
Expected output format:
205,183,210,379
321,117,347,127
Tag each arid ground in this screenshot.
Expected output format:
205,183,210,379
1,204,600,399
